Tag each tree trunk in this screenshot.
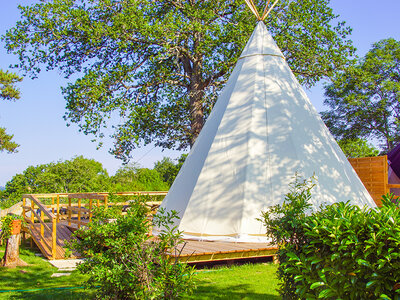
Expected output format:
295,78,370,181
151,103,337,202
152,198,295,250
189,73,205,147
189,93,204,147
1,233,27,268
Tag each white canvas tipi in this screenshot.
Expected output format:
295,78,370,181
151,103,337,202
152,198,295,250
154,21,376,243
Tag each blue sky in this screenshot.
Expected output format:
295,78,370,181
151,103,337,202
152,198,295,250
1,0,400,186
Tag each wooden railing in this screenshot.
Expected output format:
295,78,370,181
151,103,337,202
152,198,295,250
21,192,167,259
22,194,58,259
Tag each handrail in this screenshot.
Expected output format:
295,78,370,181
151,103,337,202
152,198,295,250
68,193,107,200
22,191,168,198
22,196,57,259
25,195,56,220
22,193,69,198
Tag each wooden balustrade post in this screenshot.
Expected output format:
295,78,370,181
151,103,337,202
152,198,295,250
56,195,60,223
104,195,108,209
52,217,57,259
51,197,55,214
68,197,72,226
22,198,26,221
89,199,93,224
40,210,44,239
30,199,34,227
78,198,81,229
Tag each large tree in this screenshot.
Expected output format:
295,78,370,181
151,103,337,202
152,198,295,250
322,38,400,151
4,0,355,161
0,69,22,153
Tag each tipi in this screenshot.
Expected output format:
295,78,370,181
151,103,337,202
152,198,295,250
154,4,376,243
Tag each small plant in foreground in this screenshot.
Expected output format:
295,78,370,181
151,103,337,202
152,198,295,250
68,198,194,299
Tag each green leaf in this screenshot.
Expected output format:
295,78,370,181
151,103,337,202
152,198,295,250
310,282,325,290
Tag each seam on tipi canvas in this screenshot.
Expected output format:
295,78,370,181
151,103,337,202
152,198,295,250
176,60,246,232
263,29,273,234
186,58,248,235
240,37,260,236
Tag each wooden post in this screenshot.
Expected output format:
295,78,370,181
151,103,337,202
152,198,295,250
68,197,72,226
30,199,34,226
104,195,108,209
22,198,26,220
52,217,57,259
97,199,99,207
40,210,44,239
78,198,81,229
273,255,279,264
51,197,55,214
89,198,93,224
56,195,60,223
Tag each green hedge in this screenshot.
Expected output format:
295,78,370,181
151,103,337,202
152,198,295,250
262,175,400,299
290,201,400,299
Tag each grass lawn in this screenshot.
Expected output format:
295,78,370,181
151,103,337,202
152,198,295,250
0,244,279,299
0,244,93,299
188,264,280,299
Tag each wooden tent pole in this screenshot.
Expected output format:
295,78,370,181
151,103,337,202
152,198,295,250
244,0,261,20
262,0,279,20
261,0,271,20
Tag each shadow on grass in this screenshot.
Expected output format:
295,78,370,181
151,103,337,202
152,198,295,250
2,288,94,300
0,244,92,299
189,281,280,299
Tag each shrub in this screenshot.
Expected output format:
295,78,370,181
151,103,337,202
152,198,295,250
260,174,315,298
68,198,194,299
262,176,400,299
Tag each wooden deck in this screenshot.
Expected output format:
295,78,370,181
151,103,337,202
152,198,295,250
173,240,277,264
31,222,277,262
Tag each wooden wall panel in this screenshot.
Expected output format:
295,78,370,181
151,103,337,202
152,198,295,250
348,156,388,207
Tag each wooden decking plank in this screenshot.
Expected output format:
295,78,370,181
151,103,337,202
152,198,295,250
172,240,276,259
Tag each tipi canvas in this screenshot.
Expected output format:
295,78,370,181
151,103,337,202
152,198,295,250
154,21,376,243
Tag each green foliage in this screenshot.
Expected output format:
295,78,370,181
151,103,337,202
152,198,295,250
4,0,355,160
337,138,380,158
68,199,194,299
1,156,110,208
322,38,400,151
0,69,22,153
1,155,183,209
291,201,400,299
0,69,22,101
260,174,315,298
0,214,24,242
154,154,187,186
111,163,169,191
0,127,19,154
263,176,400,299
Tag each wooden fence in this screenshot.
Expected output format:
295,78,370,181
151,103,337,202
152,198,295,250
349,155,400,206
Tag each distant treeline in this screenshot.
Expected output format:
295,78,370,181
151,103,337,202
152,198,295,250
0,155,186,209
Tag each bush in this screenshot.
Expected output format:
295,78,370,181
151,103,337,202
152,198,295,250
260,174,315,298
68,199,194,299
262,176,400,299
